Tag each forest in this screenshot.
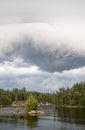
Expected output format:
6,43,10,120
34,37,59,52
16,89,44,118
0,81,85,107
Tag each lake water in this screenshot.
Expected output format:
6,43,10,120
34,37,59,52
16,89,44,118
0,106,85,130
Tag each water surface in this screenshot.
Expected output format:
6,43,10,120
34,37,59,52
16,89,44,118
0,106,85,130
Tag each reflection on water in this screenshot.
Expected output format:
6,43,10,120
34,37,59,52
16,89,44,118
0,106,85,130
25,115,38,128
56,107,85,124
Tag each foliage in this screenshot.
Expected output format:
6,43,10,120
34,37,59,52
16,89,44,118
0,81,85,107
25,94,38,112
55,81,85,107
0,87,55,107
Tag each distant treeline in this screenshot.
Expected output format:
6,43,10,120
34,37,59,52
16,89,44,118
0,87,56,106
56,81,85,107
0,81,85,107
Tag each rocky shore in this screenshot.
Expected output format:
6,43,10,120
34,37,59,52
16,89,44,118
12,108,45,116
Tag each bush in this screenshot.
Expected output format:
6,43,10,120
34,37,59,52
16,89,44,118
25,94,38,112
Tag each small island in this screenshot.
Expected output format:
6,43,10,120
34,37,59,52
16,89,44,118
12,94,45,116
25,94,45,116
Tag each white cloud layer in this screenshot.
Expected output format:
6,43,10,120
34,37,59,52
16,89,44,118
0,23,85,57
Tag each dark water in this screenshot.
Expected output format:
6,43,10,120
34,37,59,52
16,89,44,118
0,106,85,130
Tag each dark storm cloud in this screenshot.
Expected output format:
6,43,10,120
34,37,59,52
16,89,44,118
0,23,85,72
2,42,85,72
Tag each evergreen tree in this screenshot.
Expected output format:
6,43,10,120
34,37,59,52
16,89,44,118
25,94,38,112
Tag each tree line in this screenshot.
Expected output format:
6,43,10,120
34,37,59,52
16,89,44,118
55,81,85,107
0,87,55,106
0,81,85,107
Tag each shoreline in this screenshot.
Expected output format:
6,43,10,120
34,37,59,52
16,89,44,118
56,105,85,108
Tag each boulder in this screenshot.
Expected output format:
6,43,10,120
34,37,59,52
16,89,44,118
28,110,45,116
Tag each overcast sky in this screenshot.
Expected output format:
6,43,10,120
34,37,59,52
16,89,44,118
0,0,85,92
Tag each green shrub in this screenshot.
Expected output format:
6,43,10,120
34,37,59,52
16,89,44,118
25,94,38,112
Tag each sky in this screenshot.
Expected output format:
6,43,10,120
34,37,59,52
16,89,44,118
0,0,85,92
